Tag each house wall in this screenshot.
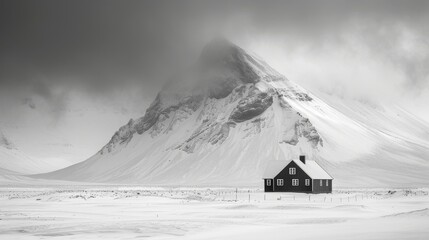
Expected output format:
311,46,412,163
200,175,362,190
312,179,332,193
264,179,274,192
273,161,312,193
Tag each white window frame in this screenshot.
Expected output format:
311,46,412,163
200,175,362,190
326,180,329,186
267,179,271,186
277,179,284,186
305,179,310,186
289,167,296,175
292,179,299,186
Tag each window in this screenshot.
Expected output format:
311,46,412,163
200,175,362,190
289,167,296,175
320,180,322,186
292,179,299,186
326,180,329,186
277,179,284,186
267,179,271,186
305,179,310,186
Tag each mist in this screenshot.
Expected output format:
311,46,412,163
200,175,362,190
1,0,429,161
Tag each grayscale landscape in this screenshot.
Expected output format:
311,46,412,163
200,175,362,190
1,0,428,239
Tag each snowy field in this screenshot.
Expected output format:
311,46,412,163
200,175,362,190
0,187,428,240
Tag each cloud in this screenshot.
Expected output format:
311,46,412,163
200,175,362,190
247,19,429,103
0,0,428,119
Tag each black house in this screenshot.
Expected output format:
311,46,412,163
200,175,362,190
262,155,333,193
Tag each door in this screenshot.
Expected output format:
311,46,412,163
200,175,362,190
264,179,274,192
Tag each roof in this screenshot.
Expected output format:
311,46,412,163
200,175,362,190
262,159,333,180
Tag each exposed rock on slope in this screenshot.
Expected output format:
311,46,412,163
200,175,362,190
35,39,429,187
229,88,273,123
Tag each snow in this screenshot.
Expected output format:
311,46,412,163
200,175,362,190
293,159,333,180
0,186,428,239
263,159,333,180
25,40,429,188
0,139,72,175
0,39,426,188
0,88,143,167
262,160,289,179
1,129,71,175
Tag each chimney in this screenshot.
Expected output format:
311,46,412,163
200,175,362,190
299,155,306,164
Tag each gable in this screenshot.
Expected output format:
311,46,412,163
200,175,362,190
262,159,333,180
274,161,310,180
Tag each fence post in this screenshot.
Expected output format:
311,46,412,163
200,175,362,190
264,194,266,201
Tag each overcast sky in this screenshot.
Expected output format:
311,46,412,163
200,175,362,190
1,0,429,160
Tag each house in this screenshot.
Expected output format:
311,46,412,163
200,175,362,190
262,155,333,193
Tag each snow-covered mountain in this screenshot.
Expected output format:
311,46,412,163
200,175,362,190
36,39,429,187
0,129,70,174
0,89,142,167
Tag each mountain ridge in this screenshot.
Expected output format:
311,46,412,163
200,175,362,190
34,40,429,187
0,128,73,175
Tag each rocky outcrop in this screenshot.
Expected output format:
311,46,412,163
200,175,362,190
99,39,320,157
278,96,292,109
282,118,322,147
101,119,136,154
150,95,204,137
229,88,273,123
179,121,234,153
296,118,322,146
39,39,339,186
209,122,235,145
277,88,313,102
135,94,163,135
101,94,204,154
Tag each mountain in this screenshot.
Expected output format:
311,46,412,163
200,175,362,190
35,39,429,187
0,129,70,174
0,90,137,167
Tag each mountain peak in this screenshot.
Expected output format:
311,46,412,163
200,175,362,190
200,38,278,86
206,36,236,48
200,38,283,84
36,39,429,188
200,38,244,63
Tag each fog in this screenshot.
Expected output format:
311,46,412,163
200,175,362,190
1,0,428,161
